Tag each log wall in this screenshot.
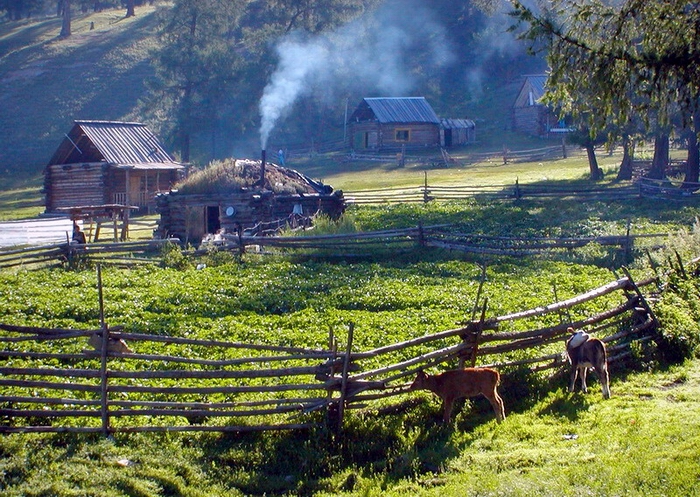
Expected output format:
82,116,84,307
155,190,345,242
44,163,107,212
349,122,441,150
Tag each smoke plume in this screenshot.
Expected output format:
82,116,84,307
259,0,453,149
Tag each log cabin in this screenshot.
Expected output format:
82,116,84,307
347,97,475,151
511,75,565,136
154,157,345,243
44,120,184,214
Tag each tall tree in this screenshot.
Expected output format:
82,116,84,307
509,0,700,180
60,0,71,38
145,0,248,163
126,0,135,18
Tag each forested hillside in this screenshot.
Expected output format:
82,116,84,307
0,0,544,184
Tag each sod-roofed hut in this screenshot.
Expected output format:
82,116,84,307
44,120,184,214
155,158,344,242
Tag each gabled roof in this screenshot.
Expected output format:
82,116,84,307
513,75,548,108
348,97,440,124
48,120,183,169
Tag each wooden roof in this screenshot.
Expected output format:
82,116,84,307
348,97,440,124
47,120,183,169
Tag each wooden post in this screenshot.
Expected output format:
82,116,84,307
470,298,488,368
514,178,521,199
336,323,354,434
460,265,486,368
97,265,111,437
423,171,430,203
625,219,632,264
417,222,425,247
621,266,659,326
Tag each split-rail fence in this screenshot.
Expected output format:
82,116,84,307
0,268,659,435
0,224,668,269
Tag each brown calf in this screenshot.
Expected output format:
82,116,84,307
88,332,132,354
565,328,611,399
410,367,505,423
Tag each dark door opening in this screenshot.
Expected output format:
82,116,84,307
444,129,453,147
206,206,221,234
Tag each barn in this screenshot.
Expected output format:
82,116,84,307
154,157,345,243
511,75,562,136
44,120,184,214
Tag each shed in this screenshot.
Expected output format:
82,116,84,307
511,75,563,136
44,120,184,214
440,118,476,147
155,158,345,243
347,97,442,150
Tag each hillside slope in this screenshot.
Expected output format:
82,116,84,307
0,6,161,184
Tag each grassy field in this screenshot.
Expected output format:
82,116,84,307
0,347,698,496
2,150,700,495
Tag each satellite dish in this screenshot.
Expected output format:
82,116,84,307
225,206,236,217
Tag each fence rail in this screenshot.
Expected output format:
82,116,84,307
0,224,668,268
0,267,659,435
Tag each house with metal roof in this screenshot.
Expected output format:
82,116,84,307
44,121,184,214
347,97,475,151
512,75,562,136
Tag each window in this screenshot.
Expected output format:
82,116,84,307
395,129,410,141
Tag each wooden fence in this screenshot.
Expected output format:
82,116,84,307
342,172,700,205
0,224,668,268
344,178,653,205
0,268,658,435
0,238,176,269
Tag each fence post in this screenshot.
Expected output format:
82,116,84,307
621,266,659,327
97,265,111,437
514,178,521,199
470,299,488,367
423,171,430,203
336,323,354,435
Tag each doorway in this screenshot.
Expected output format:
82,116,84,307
206,206,221,234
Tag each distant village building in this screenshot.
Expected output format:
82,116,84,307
512,75,564,136
44,120,184,214
347,97,475,151
155,158,344,243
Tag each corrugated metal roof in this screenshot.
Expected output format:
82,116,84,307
440,118,475,129
525,75,547,101
363,97,440,124
75,120,179,165
48,120,183,168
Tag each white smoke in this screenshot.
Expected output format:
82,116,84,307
258,0,454,149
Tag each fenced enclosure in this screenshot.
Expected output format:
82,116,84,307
344,176,700,205
0,268,658,435
0,222,669,269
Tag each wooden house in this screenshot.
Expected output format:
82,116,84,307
155,158,345,243
44,120,184,214
440,118,476,147
511,75,562,136
347,97,475,150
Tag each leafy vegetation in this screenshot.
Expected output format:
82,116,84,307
2,194,700,495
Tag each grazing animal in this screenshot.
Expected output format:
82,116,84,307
88,333,132,354
410,368,505,423
565,328,610,399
